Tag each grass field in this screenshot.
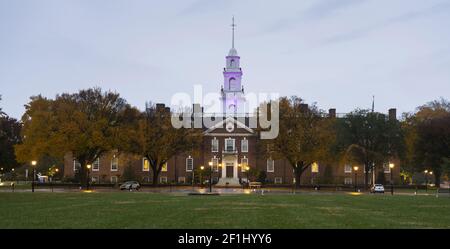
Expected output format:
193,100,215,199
0,192,449,228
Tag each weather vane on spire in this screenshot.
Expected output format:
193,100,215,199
231,16,236,48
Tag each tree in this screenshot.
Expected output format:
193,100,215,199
128,103,202,185
403,98,450,187
0,96,22,172
15,88,137,188
261,96,336,189
336,109,404,189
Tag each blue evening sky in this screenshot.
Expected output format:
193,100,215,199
1,0,450,119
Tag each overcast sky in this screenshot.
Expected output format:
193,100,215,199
1,0,450,119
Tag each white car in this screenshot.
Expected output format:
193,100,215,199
371,184,385,193
120,181,140,191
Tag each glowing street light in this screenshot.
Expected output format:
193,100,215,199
31,160,37,193
86,164,92,191
389,163,395,195
353,166,359,192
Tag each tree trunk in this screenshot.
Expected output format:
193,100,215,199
435,172,441,189
294,167,302,189
152,170,159,186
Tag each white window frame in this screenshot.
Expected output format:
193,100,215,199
73,160,81,172
186,157,193,172
211,138,219,152
178,177,186,184
344,178,352,185
160,176,168,183
92,158,100,172
111,156,118,172
383,163,391,173
241,157,248,172
92,176,98,183
344,164,352,173
267,159,275,173
274,177,282,184
212,157,219,172
142,158,150,172
111,176,118,183
225,138,235,152
241,138,248,153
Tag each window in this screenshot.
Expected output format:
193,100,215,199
311,162,319,173
225,138,235,152
143,176,150,183
160,176,168,183
344,164,352,173
344,178,352,185
92,176,98,183
92,158,100,171
241,139,248,152
143,158,150,171
211,138,219,152
212,157,219,172
111,176,118,183
161,162,168,172
73,160,81,172
267,159,274,172
241,157,248,172
178,177,186,184
274,177,283,184
383,163,391,173
186,157,193,172
111,156,118,171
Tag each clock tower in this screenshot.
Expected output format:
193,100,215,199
221,17,245,116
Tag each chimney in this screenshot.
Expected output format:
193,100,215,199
299,104,309,113
388,108,397,121
329,108,336,118
156,103,165,111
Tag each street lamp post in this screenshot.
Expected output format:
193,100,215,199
208,162,213,193
389,163,395,195
353,166,359,192
424,170,429,192
86,164,91,190
200,166,204,188
31,160,37,193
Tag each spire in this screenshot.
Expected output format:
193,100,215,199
372,95,375,112
231,16,236,49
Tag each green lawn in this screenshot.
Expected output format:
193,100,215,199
0,192,449,228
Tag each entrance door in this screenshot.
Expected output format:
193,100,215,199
226,163,234,178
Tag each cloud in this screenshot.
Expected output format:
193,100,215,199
321,1,450,45
264,0,368,33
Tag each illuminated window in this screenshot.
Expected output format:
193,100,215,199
311,162,319,173
178,177,186,184
161,162,168,172
241,157,248,172
143,158,150,172
383,163,391,173
212,157,219,172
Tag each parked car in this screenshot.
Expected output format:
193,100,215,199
370,184,385,193
120,181,140,190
